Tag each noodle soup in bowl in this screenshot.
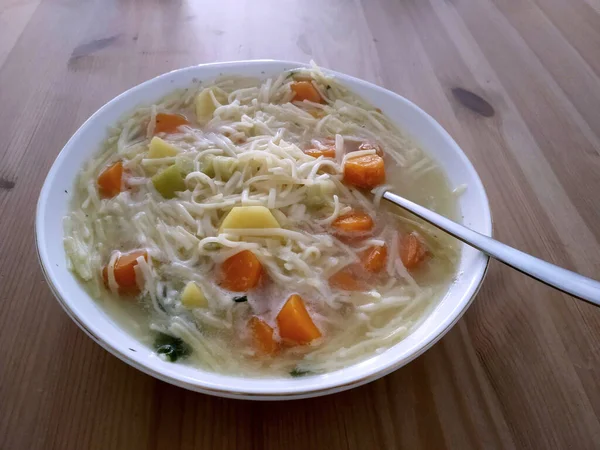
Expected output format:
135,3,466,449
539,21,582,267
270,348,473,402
36,60,491,400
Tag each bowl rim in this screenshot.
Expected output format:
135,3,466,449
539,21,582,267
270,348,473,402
36,59,492,400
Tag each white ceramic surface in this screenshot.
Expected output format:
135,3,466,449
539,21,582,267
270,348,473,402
36,60,492,400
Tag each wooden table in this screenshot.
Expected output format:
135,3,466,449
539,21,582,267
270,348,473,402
2,0,600,448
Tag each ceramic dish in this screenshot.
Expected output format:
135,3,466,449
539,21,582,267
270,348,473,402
36,60,492,400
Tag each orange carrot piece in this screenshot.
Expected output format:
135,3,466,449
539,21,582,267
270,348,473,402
102,250,148,295
154,113,189,134
97,161,124,198
358,141,384,157
220,250,263,292
291,81,323,103
399,233,428,270
249,316,278,355
361,245,388,273
277,294,321,344
304,146,336,158
331,211,374,234
328,268,367,291
343,154,386,189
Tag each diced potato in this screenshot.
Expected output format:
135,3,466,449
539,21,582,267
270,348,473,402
195,89,214,122
219,206,281,232
147,137,179,159
152,164,186,199
195,88,228,123
181,282,208,308
202,155,239,180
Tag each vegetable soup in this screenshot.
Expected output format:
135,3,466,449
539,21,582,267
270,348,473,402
64,65,461,377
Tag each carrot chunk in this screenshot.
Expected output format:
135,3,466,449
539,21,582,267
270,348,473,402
343,154,385,189
361,245,388,273
328,268,367,291
249,316,278,355
331,211,374,234
97,161,124,198
358,141,384,157
154,113,189,134
102,250,148,295
399,233,428,270
304,146,336,158
305,138,336,158
291,81,323,103
220,250,263,292
277,294,321,344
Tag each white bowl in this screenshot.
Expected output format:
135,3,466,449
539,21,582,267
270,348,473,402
36,60,491,400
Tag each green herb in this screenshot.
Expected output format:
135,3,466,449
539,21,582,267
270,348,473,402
153,333,191,362
233,295,248,303
290,368,313,377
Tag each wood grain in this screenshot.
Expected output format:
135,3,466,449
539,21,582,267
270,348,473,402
1,0,600,448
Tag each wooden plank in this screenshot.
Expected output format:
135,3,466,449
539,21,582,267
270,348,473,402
0,0,43,68
1,0,600,448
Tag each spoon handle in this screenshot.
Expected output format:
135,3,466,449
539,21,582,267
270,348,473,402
382,191,600,306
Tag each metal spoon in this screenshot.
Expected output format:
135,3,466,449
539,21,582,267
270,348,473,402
383,191,600,306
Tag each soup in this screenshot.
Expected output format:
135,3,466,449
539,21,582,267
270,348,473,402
63,65,461,377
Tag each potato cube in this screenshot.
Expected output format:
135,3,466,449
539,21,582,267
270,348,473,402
195,88,227,123
219,206,281,232
148,137,179,158
181,282,208,308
